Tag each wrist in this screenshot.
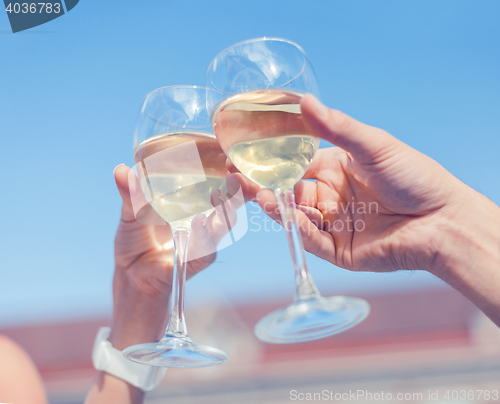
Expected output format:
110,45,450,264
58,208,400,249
110,268,170,350
431,186,500,325
86,372,145,404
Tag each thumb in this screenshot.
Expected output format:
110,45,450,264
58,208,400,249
301,94,401,165
113,164,136,222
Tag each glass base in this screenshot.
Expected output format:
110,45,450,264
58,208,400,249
122,336,228,368
254,296,370,344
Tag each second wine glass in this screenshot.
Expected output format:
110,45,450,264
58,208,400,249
122,85,228,367
207,38,370,344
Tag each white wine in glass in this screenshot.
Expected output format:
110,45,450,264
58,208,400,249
135,131,227,224
213,89,318,191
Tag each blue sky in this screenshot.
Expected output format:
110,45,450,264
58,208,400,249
1,0,499,325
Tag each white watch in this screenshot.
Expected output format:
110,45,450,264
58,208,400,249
91,327,167,392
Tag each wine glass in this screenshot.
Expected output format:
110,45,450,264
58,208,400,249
207,38,370,344
122,85,228,367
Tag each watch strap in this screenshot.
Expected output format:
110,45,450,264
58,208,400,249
92,327,167,391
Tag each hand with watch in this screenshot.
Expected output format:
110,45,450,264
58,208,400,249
85,164,234,403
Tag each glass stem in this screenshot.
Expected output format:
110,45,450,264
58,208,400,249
275,188,320,302
164,223,191,339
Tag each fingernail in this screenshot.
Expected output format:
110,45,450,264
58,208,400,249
202,215,208,227
113,164,125,175
296,204,309,213
305,95,329,120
